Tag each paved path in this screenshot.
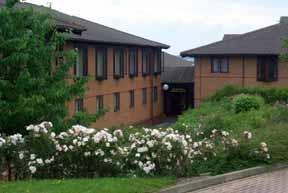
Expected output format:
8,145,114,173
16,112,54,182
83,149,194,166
190,169,288,193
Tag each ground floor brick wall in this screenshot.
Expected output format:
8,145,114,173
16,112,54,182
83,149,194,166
194,56,288,107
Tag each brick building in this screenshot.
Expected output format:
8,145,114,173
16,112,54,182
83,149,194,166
1,1,170,128
181,17,288,107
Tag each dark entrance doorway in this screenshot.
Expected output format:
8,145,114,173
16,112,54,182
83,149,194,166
163,83,194,117
169,89,187,116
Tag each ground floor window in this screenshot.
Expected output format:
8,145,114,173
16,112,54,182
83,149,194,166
142,88,147,105
96,95,104,112
75,98,84,113
114,93,120,112
129,90,135,108
257,56,278,82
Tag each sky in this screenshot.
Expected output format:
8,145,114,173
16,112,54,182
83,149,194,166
25,0,288,55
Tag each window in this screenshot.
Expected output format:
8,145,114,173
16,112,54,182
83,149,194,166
75,98,83,113
96,48,107,80
113,93,120,112
113,48,124,79
129,48,138,77
142,88,147,105
257,56,278,82
153,50,161,74
96,95,104,113
55,45,64,66
211,57,229,73
74,46,88,77
142,49,150,76
129,90,135,108
153,87,158,102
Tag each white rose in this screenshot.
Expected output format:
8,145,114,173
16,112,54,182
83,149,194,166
29,166,37,174
19,152,24,160
137,146,148,153
36,158,44,165
30,154,36,160
50,132,56,138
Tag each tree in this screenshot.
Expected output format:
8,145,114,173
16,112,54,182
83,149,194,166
0,0,103,134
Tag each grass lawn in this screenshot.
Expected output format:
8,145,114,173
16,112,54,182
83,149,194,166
0,178,175,193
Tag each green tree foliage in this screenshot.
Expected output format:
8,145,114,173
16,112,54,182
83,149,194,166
0,0,103,134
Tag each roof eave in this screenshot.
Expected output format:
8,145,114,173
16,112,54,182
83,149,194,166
181,52,280,57
69,38,170,49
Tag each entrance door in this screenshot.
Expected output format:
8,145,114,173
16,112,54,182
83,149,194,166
164,87,188,116
170,92,187,116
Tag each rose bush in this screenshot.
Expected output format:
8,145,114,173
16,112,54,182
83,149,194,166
0,122,270,179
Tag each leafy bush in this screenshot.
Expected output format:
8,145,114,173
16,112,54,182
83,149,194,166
232,94,264,113
209,85,288,104
0,122,269,179
174,86,288,174
270,103,288,124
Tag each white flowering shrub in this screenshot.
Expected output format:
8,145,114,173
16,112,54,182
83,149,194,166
0,122,270,179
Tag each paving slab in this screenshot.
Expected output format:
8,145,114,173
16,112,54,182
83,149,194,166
190,168,288,193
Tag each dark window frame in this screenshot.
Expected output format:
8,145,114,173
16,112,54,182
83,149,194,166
74,46,88,78
113,92,120,112
129,48,138,78
95,47,107,81
211,57,229,73
75,98,84,113
142,48,150,76
152,49,161,75
257,55,278,82
142,88,147,105
113,48,125,79
96,95,104,113
55,45,64,66
129,90,135,108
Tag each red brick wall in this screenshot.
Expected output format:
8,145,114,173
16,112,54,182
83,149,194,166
195,56,288,106
65,44,163,128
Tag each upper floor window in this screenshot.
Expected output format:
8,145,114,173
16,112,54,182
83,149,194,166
211,57,229,73
153,87,158,102
142,88,147,105
114,92,120,112
75,98,84,113
55,45,64,66
257,56,278,82
74,46,88,77
114,48,124,79
142,48,150,76
96,95,104,113
129,48,138,77
96,47,107,80
153,50,161,75
129,90,135,108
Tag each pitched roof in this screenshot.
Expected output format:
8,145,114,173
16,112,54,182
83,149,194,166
222,34,240,40
161,66,194,83
161,53,194,83
0,0,169,48
181,17,288,57
162,52,193,67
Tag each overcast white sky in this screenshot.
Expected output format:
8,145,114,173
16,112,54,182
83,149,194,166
26,0,288,55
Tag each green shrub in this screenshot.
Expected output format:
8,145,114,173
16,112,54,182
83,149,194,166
174,86,288,174
270,103,288,124
209,85,288,104
0,122,271,179
232,94,264,113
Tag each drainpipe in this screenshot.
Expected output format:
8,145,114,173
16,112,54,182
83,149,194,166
150,50,154,125
242,56,245,88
